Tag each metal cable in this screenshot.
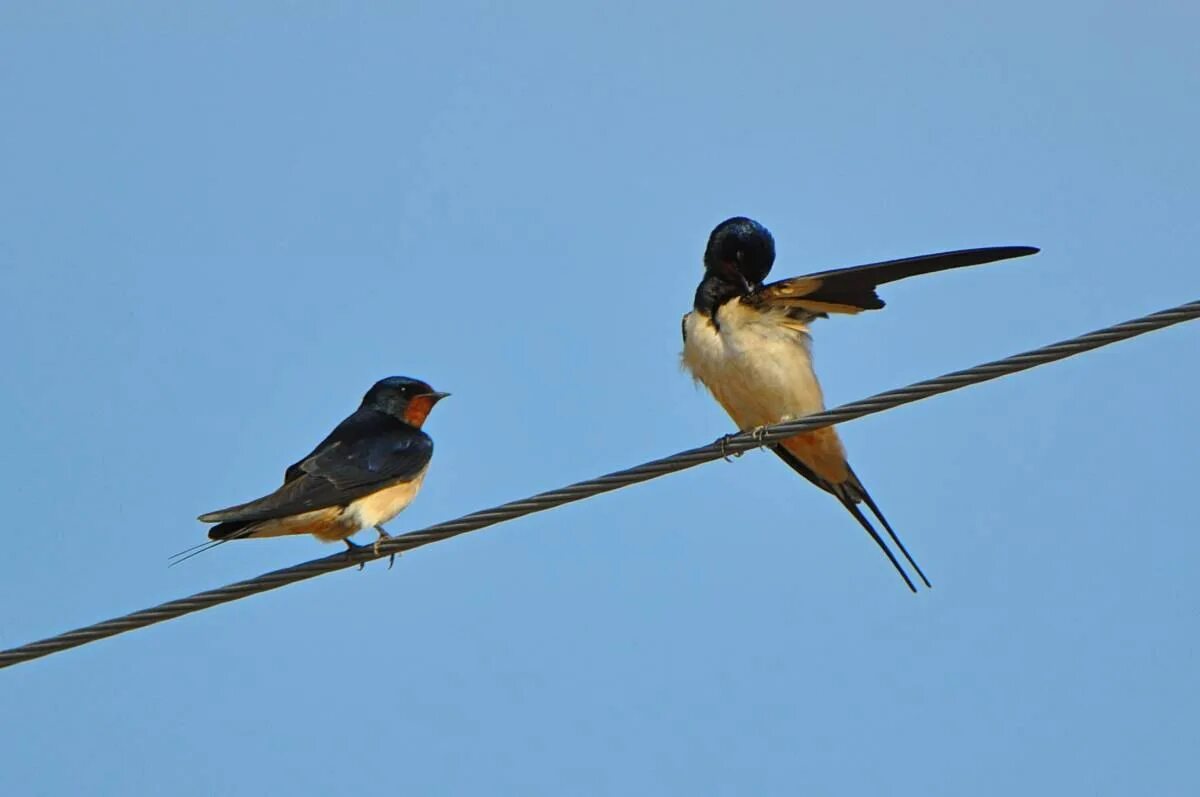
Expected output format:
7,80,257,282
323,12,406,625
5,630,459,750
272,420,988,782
2,299,1197,669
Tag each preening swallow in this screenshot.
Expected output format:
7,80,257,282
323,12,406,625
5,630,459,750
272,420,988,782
680,217,1038,592
175,376,449,565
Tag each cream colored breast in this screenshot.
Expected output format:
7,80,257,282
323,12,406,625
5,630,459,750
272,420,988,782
346,468,428,529
682,301,827,430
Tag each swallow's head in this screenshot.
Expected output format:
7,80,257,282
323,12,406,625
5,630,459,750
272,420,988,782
703,216,775,291
363,376,450,428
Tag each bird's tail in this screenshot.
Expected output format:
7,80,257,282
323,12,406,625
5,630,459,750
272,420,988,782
771,444,930,592
843,465,931,590
167,521,261,567
207,519,255,541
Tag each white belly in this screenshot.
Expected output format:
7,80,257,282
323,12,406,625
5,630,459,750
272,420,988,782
681,300,827,430
345,468,428,529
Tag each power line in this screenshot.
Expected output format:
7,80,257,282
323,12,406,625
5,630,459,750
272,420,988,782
1,299,1197,669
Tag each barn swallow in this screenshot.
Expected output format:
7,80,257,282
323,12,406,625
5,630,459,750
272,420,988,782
174,376,448,566
681,216,1038,592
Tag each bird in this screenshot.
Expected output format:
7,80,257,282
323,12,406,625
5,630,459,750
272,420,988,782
680,216,1038,592
174,376,449,566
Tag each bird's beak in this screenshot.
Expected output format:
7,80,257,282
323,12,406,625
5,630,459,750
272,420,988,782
424,391,451,402
719,260,754,295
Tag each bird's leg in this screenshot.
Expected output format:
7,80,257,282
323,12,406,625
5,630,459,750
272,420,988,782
344,538,367,571
374,525,398,570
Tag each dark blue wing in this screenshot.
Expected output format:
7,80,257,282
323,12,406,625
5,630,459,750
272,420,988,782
297,428,432,492
754,246,1039,313
198,415,433,523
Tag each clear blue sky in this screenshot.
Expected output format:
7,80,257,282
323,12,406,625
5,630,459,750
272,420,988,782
2,2,1197,794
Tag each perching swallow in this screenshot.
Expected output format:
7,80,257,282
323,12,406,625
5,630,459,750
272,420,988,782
680,216,1038,591
176,376,448,565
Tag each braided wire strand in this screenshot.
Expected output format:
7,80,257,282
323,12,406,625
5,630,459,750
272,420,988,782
1,299,1196,669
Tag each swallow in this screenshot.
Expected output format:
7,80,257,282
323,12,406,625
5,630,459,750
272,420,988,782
680,216,1038,592
173,376,449,566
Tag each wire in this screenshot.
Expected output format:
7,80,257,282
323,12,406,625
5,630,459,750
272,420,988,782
1,299,1197,669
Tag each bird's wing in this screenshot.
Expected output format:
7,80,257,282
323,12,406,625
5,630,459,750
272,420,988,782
198,425,433,524
750,245,1039,315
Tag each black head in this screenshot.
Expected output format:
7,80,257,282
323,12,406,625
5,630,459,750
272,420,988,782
361,376,449,426
703,216,776,288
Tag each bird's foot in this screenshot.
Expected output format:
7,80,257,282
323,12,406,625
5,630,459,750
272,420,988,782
374,525,398,570
344,538,367,571
717,433,743,462
751,425,771,446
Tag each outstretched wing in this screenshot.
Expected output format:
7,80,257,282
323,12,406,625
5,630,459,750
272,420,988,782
750,245,1039,316
198,422,433,524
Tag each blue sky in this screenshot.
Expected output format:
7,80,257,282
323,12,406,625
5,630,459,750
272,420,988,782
2,2,1198,794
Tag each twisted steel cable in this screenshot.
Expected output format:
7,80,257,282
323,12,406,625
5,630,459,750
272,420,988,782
1,299,1197,669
